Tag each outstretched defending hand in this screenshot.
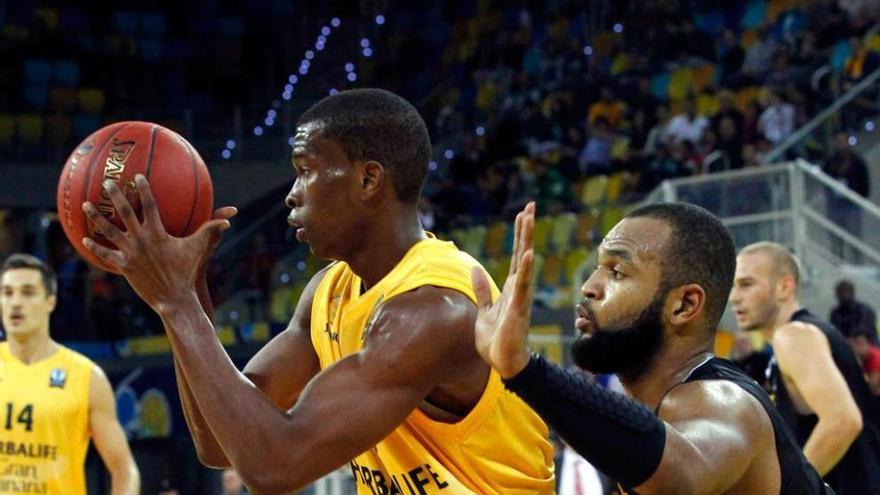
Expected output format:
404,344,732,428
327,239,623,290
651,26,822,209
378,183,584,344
471,202,536,379
82,174,237,312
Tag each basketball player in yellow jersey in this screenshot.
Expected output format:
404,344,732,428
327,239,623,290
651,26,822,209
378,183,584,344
81,88,556,494
0,254,140,495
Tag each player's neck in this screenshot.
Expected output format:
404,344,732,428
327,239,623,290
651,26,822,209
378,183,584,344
346,210,426,289
8,331,58,365
766,299,802,338
621,339,714,410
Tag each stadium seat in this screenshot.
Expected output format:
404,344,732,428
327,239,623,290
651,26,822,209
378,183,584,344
651,72,671,100
540,254,563,288
16,114,45,146
485,257,511,287
605,173,625,204
573,211,598,247
305,255,327,277
531,253,545,286
73,114,101,138
269,286,293,324
830,39,850,72
139,37,163,62
485,221,509,258
580,175,608,207
668,67,694,101
78,88,105,114
53,60,80,87
141,13,167,36
600,206,625,237
463,225,487,258
532,216,553,253
50,88,78,113
740,1,768,30
694,9,724,36
34,8,60,31
22,85,48,111
549,212,577,253
692,64,717,91
564,248,591,285
697,92,719,116
113,11,139,36
46,114,72,147
23,59,51,85
0,114,15,146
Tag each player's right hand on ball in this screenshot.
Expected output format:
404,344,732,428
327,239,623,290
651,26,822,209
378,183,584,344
472,202,536,379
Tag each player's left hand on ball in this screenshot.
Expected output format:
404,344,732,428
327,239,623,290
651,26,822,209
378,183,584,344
82,174,237,310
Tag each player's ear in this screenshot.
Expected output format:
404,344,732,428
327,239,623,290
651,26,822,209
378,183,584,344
360,160,386,202
667,283,705,330
46,294,57,313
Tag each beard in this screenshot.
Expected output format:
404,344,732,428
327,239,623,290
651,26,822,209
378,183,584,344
571,293,666,379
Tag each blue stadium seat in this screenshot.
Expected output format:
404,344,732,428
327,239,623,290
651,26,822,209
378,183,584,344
53,60,80,87
141,13,166,36
23,59,51,85
16,115,45,146
740,1,767,30
830,40,850,72
22,86,48,111
113,11,139,36
0,114,15,146
73,114,101,138
139,37,163,62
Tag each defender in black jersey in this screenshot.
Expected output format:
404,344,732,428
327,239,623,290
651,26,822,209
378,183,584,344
472,202,831,494
732,242,880,495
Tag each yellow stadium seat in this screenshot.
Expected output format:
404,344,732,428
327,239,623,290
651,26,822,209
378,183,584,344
305,256,328,277
78,88,105,115
269,287,293,324
0,114,14,146
741,29,758,48
549,212,577,254
600,206,625,236
734,86,761,112
459,225,487,258
606,173,626,204
532,216,553,253
867,32,880,52
540,254,563,288
697,92,719,116
16,114,44,145
531,253,545,287
714,330,736,359
485,221,509,258
668,67,694,101
485,257,511,287
580,175,608,207
564,248,591,284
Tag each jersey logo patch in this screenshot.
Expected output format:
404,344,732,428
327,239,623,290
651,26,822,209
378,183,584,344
49,368,67,389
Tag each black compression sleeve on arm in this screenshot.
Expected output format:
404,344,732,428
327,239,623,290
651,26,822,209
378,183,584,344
504,354,666,489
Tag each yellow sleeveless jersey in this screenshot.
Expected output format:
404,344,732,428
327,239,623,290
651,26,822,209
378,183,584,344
0,343,94,495
311,237,556,495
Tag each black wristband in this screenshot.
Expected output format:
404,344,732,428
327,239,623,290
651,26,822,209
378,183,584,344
504,354,666,489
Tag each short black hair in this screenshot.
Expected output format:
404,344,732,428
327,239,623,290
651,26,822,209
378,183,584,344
625,202,736,332
298,88,431,203
1,253,57,296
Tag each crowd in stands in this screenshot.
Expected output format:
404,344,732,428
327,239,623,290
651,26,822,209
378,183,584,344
2,0,880,342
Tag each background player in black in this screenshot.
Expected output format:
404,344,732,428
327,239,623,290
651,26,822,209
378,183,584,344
731,241,880,494
472,202,831,494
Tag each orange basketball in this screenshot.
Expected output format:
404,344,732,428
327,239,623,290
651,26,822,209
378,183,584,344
56,121,214,273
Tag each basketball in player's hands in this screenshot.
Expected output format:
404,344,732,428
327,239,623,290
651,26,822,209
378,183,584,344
56,121,214,273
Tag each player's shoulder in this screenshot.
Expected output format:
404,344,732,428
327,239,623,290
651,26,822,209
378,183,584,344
660,379,770,432
773,321,826,350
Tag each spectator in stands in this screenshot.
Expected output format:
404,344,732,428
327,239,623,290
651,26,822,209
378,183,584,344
449,133,486,184
220,469,248,495
825,131,871,198
666,96,708,145
741,25,779,83
579,117,615,175
711,90,744,141
832,280,879,344
718,29,746,85
847,326,880,396
758,89,796,144
843,35,880,91
710,116,745,171
587,86,625,128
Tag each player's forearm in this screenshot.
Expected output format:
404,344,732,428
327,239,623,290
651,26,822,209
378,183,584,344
157,294,316,492
804,414,862,475
109,461,140,495
173,357,230,468
504,354,667,492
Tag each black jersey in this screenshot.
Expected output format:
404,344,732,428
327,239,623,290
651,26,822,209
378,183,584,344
765,308,880,495
682,357,833,494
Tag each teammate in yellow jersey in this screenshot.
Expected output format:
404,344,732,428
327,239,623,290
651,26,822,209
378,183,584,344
81,88,556,494
0,253,139,495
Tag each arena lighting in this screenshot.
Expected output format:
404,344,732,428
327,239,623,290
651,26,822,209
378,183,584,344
613,23,623,33
848,135,858,146
476,126,486,136
221,14,386,159
583,45,593,56
429,161,438,171
866,121,875,132
444,149,454,160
